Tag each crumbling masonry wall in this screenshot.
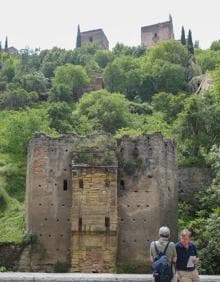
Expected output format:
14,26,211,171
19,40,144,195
26,134,75,271
26,132,177,272
117,133,177,270
177,166,213,204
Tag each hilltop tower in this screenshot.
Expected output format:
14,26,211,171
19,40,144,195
77,27,109,49
141,15,174,48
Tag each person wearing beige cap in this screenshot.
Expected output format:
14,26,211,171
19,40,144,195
150,226,177,282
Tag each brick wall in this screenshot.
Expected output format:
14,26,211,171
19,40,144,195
26,134,74,271
71,167,118,272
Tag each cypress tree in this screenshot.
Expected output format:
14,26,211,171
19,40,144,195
76,25,81,48
187,29,194,55
181,26,186,45
0,41,2,52
4,36,8,51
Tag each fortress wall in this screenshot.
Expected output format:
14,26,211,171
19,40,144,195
117,133,177,269
158,137,178,239
177,167,213,204
26,133,73,270
141,26,172,47
141,20,174,48
81,30,109,49
25,132,178,272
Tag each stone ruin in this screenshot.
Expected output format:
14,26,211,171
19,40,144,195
25,132,178,272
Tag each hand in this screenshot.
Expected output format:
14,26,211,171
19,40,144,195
192,257,199,264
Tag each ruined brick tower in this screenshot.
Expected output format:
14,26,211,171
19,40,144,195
26,132,177,272
141,15,174,48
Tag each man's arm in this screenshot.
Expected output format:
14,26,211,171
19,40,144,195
192,244,199,264
172,242,177,263
150,242,155,263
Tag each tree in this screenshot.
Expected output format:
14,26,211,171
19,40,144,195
187,29,194,55
152,92,188,123
48,102,73,133
143,112,172,138
4,36,8,51
17,72,49,100
147,40,189,67
1,58,17,82
84,60,101,81
0,89,39,110
195,49,220,72
95,50,114,68
112,43,146,58
150,59,186,94
50,64,89,102
132,46,146,57
0,108,54,156
71,43,101,65
76,25,81,48
174,93,220,165
74,90,132,133
104,56,143,100
213,67,220,94
210,40,220,51
179,145,220,274
41,61,57,78
181,26,186,45
112,43,135,57
39,47,67,78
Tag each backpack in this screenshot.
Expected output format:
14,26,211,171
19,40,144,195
152,241,173,282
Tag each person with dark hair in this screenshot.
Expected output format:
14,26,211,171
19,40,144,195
176,229,200,282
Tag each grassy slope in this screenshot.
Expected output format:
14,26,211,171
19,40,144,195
0,154,25,243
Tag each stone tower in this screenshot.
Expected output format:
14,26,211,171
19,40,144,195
79,28,109,49
117,133,177,271
141,15,174,48
26,132,177,272
26,133,74,271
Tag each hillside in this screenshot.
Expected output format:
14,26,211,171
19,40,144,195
0,40,220,274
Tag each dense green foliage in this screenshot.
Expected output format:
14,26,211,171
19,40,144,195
50,64,89,102
0,39,220,273
179,146,220,274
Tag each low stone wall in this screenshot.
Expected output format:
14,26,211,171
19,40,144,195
0,273,220,282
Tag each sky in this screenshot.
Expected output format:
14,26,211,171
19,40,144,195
0,0,219,51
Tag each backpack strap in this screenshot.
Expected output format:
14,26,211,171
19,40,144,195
154,241,160,255
163,241,170,255
154,241,170,256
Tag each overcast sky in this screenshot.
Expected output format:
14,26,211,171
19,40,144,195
0,0,219,50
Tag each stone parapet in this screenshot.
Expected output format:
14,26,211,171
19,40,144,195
0,273,219,282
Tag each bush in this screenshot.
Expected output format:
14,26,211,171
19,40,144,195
0,266,7,272
0,89,39,110
0,187,10,212
54,261,68,273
